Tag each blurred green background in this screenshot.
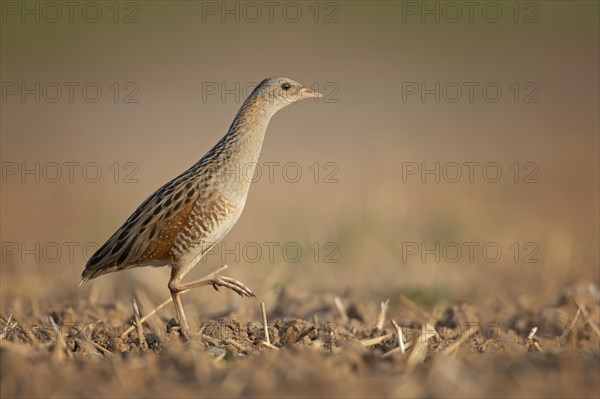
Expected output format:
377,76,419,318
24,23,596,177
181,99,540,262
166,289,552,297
1,1,598,314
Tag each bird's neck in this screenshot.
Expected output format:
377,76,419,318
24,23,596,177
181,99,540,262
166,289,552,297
222,96,277,166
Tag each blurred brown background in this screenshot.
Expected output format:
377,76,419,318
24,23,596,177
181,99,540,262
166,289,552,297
1,1,598,315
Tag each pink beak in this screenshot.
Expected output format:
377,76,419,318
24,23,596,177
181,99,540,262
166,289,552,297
299,87,323,98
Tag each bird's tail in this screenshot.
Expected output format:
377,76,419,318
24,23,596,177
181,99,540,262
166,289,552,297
79,265,108,286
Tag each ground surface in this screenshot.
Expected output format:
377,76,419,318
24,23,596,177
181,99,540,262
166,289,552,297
1,281,598,398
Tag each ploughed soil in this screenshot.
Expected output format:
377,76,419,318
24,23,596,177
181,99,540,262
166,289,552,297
1,282,599,398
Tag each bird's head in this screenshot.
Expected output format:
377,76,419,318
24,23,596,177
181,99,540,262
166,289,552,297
250,77,322,112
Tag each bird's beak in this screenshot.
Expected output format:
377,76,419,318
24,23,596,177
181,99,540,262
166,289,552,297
299,87,323,99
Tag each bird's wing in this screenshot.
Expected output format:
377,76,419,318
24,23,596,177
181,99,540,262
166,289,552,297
81,172,201,283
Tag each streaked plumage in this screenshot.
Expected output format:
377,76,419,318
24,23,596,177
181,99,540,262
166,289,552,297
81,77,321,338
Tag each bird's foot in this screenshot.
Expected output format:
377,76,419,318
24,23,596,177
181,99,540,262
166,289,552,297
210,275,255,298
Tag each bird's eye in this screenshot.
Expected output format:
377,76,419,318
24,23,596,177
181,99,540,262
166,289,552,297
281,83,291,91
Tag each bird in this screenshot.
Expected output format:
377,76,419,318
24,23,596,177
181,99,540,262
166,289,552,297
81,77,322,339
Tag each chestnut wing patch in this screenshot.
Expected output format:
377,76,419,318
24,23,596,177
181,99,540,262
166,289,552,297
136,201,195,262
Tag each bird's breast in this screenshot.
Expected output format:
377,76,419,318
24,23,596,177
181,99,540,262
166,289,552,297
170,194,244,260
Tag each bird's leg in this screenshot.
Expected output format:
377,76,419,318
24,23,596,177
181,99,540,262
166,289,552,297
177,274,256,298
168,266,193,339
169,289,190,339
168,264,254,340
